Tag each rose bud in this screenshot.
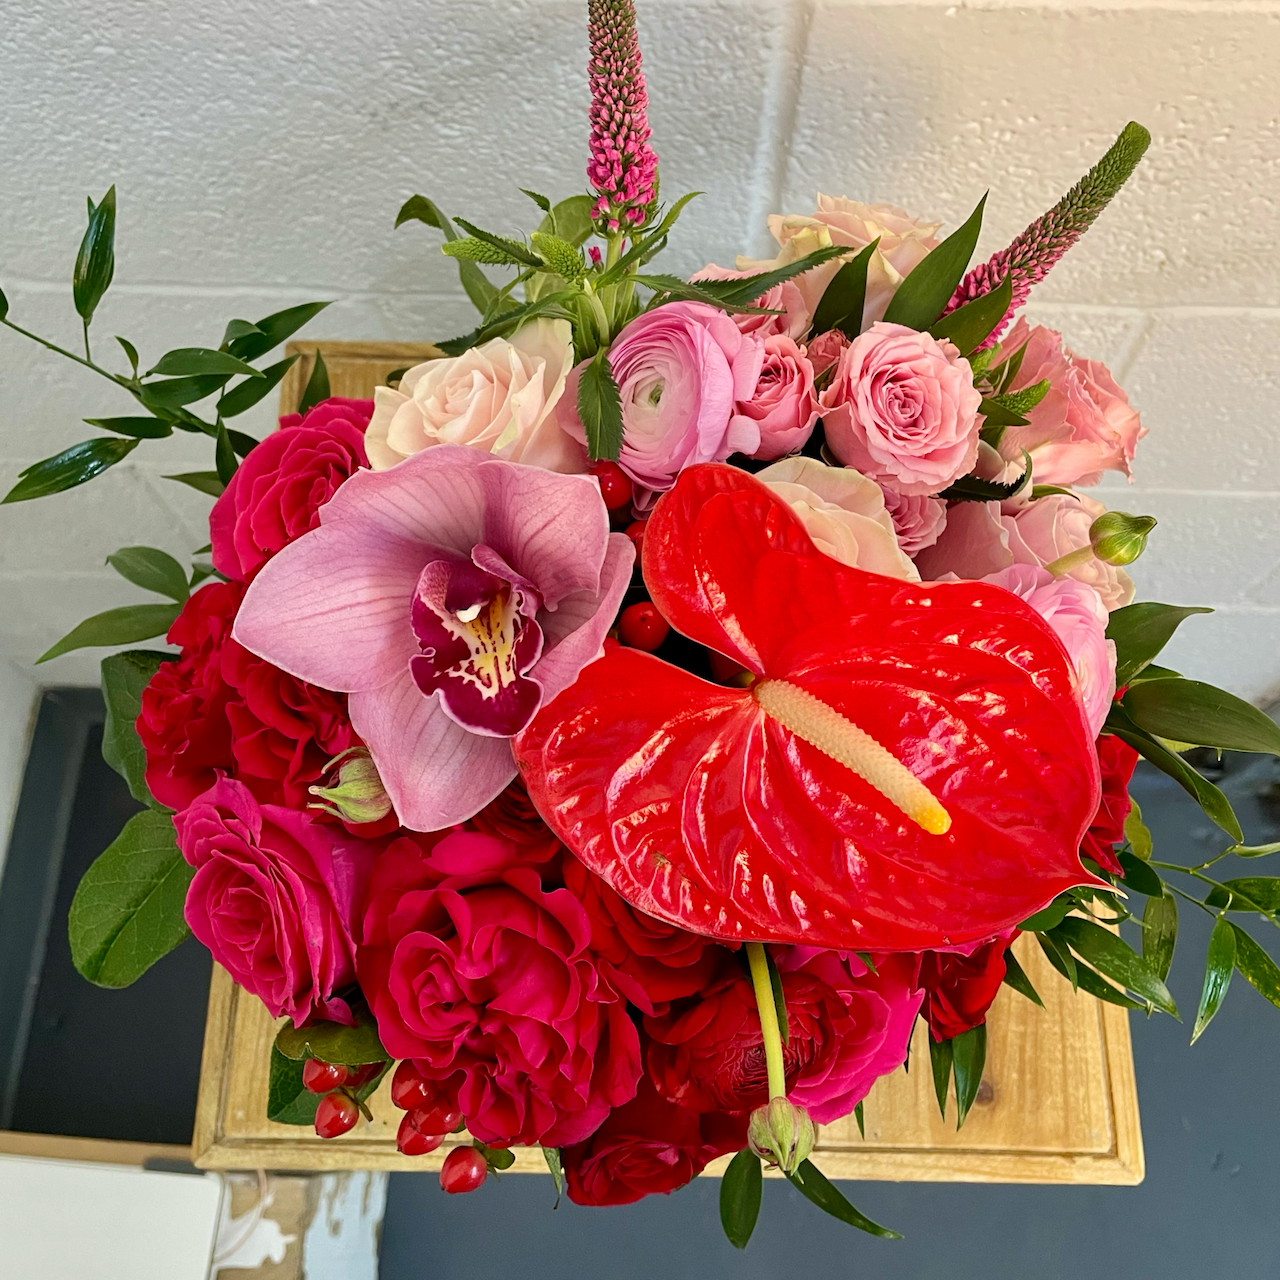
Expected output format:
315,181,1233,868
308,747,394,825
747,1097,816,1175
1088,511,1156,567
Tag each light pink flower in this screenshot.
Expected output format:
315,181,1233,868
821,322,982,495
984,565,1117,738
690,264,812,340
563,302,764,506
740,335,819,460
988,319,1146,487
880,486,948,556
232,446,634,830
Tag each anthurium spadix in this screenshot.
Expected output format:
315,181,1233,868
515,463,1103,952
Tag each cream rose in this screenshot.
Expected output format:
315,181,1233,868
756,456,919,580
364,319,586,473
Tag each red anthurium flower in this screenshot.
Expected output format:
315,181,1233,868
514,464,1103,952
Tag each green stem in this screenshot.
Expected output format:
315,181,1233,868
746,942,786,1102
1151,861,1280,927
1,316,127,387
82,319,91,363
1044,545,1095,577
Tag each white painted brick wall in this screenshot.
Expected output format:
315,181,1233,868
0,0,1277,710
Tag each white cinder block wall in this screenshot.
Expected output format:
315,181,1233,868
0,0,1277,733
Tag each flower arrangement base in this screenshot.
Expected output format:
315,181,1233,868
192,933,1142,1183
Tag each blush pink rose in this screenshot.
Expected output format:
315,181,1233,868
690,265,812,340
806,330,849,376
174,777,375,1027
739,336,819,459
879,486,948,556
990,319,1146,488
564,302,765,506
821,323,982,495
984,564,1117,738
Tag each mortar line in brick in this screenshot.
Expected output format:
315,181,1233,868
820,0,1280,12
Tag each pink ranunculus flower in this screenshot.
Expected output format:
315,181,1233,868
563,302,765,507
821,322,983,495
879,485,948,557
364,319,587,475
984,564,1117,738
988,319,1146,488
756,456,918,579
915,493,1135,612
740,336,819,460
690,264,812,340
174,777,376,1027
232,446,634,830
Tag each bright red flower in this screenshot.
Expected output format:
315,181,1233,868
1080,733,1141,876
918,932,1014,1041
515,463,1101,952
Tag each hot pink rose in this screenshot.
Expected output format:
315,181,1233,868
690,265,812,340
210,398,371,583
989,319,1146,488
879,486,948,556
174,777,375,1026
564,302,764,505
983,565,1117,738
821,323,982,495
739,335,819,459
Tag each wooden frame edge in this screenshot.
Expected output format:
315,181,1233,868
0,1130,191,1167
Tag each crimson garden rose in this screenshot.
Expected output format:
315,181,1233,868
210,397,372,583
174,777,375,1026
1080,734,1141,876
918,934,1013,1041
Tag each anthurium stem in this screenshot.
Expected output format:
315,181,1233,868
746,942,786,1101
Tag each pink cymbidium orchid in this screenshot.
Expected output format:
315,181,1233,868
233,445,634,831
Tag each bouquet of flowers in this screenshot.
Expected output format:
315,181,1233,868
6,0,1280,1246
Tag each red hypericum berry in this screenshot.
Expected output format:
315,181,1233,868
624,519,647,556
589,461,633,512
618,602,669,652
440,1145,488,1194
397,1110,446,1157
414,1101,464,1134
302,1059,352,1094
348,1061,385,1088
390,1061,436,1112
314,1091,359,1139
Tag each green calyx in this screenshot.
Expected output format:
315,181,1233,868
1090,510,1157,566
308,747,393,825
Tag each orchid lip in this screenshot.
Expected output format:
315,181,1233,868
753,678,952,836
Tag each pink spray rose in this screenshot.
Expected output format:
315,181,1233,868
175,777,375,1026
989,319,1146,488
232,446,634,830
821,322,982,495
739,335,819,459
805,329,849,377
984,564,1117,738
564,302,764,506
879,486,948,556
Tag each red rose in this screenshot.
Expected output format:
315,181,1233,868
918,933,1012,1041
174,777,376,1025
138,582,359,812
562,1077,745,1206
210,397,372,582
1080,733,1140,875
467,776,564,863
645,950,921,1124
562,856,725,1014
357,831,641,1148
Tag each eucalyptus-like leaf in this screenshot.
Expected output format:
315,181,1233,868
719,1149,763,1249
810,240,879,340
928,1032,952,1119
215,424,238,486
542,1146,565,1207
1124,798,1154,860
1230,842,1280,859
164,471,224,497
149,347,263,379
784,1160,901,1239
1203,877,1280,916
0,282,8,322
107,546,190,603
1230,925,1280,1011
882,194,986,331
854,1100,865,1137
1123,678,1280,757
226,301,331,363
84,415,173,439
217,354,300,419
298,350,330,415
1191,917,1236,1043
101,649,172,805
1037,929,1078,989
928,274,1013,355
141,374,229,411
578,347,623,462
1018,894,1073,933
36,602,181,664
1106,602,1214,688
1001,947,1044,1007
3,437,139,503
951,1024,987,1128
1070,961,1147,1011
221,318,263,348
115,335,140,374
1053,916,1178,1015
1141,888,1177,985
1118,849,1163,897
73,185,117,324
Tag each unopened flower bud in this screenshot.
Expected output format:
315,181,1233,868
308,747,393,825
1089,511,1156,567
748,1097,816,1175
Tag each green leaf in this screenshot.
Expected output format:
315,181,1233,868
1001,947,1044,1007
36,602,180,664
141,374,229,411
1230,842,1280,859
634,273,776,315
1072,961,1147,1011
1124,798,1153,860
985,379,1052,420
542,1146,564,1207
719,1149,762,1249
808,240,880,339
1142,888,1178,982
163,471,224,497
854,1100,865,1138
939,458,1030,503
1124,678,1280,757
226,302,331,363
149,347,263,379
106,546,190,603
101,649,171,805
68,810,192,986
275,1004,391,1064
298,350,330,416
1204,877,1280,915
785,1160,901,1239
1053,916,1178,1015
221,318,263,347
454,218,543,268
882,194,986,331
226,429,258,458
84,415,172,440
975,396,1030,429
928,1032,952,1119
1029,484,1075,499
1106,602,1214,688
598,192,702,284
0,282,9,321
216,354,300,418
215,424,238,486
1230,925,1280,1011
475,1141,516,1172
578,348,623,462
1118,848,1163,897
520,188,553,214
1192,917,1236,1043
1037,929,1078,989
1018,895,1073,932
3,437,139,503
693,245,848,308
395,194,458,236
928,274,1013,356
545,195,595,247
73,186,117,324
951,1024,987,1128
